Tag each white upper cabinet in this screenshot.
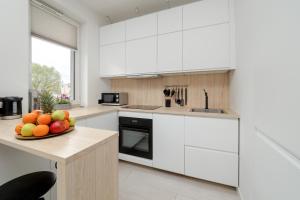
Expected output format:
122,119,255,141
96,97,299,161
157,32,182,73
126,13,157,40
100,42,126,77
126,36,157,74
158,7,182,34
100,22,126,45
99,0,235,77
183,24,230,71
183,0,229,30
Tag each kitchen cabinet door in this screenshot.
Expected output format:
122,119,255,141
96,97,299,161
185,116,238,153
183,24,230,71
76,118,87,127
100,22,126,45
185,146,238,187
157,32,182,73
183,0,229,30
100,42,126,77
126,13,157,40
126,36,157,75
153,114,185,174
158,7,182,34
85,112,118,131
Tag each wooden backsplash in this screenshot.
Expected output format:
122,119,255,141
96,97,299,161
111,73,229,109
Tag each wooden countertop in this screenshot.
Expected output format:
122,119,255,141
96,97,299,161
0,119,118,164
118,107,239,119
70,105,239,120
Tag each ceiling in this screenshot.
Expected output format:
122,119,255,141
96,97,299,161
77,0,200,23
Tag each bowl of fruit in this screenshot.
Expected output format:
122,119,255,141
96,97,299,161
15,110,76,140
14,90,76,140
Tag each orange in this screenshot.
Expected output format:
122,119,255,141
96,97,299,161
32,125,49,137
15,123,24,135
31,110,42,116
63,110,70,120
64,120,70,130
37,114,52,125
22,113,38,124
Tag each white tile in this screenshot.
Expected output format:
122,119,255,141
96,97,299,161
119,161,240,200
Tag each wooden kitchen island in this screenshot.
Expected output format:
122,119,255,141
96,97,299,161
0,119,118,200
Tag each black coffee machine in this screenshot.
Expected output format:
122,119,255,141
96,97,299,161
0,97,23,120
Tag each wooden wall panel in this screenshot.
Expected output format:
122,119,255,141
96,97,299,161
111,73,230,109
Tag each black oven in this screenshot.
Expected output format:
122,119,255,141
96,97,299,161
119,116,153,159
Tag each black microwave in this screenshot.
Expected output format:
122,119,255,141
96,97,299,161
99,92,128,106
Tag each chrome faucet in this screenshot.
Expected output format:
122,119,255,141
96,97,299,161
203,89,208,110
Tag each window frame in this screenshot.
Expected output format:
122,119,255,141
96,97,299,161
30,10,81,105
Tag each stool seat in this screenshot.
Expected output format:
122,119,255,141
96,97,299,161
0,171,56,200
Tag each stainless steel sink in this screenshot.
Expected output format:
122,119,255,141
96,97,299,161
190,108,225,114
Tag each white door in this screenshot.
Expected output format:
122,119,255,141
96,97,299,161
126,36,157,75
126,13,157,40
153,114,185,174
183,24,230,71
157,32,182,73
158,7,182,34
185,146,238,187
100,42,126,77
183,0,229,30
100,22,126,45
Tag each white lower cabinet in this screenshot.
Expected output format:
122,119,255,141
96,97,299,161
153,114,185,174
76,118,87,127
185,146,238,187
185,116,238,153
85,112,118,131
76,112,118,131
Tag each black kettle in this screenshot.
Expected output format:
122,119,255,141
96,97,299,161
0,97,23,120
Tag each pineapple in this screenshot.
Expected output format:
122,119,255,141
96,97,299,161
39,90,55,114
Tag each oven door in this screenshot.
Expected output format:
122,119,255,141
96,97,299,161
119,126,152,159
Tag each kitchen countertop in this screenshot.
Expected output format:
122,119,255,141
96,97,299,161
0,118,118,163
69,105,239,120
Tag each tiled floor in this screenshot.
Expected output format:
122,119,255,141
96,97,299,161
119,161,241,200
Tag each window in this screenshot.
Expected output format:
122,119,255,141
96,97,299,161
31,37,76,101
30,1,80,103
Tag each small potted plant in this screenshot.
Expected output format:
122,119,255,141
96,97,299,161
54,94,71,110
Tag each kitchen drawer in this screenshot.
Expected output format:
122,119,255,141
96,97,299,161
185,146,238,187
185,116,238,153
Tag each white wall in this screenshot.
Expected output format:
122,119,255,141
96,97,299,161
230,0,300,199
44,0,111,106
0,0,30,113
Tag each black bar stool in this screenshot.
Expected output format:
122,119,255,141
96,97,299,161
0,171,56,200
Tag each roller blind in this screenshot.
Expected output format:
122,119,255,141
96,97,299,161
31,5,78,49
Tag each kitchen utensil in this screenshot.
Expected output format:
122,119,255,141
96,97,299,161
171,88,176,97
176,88,181,105
163,88,171,97
165,99,171,107
185,87,188,105
180,88,184,106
